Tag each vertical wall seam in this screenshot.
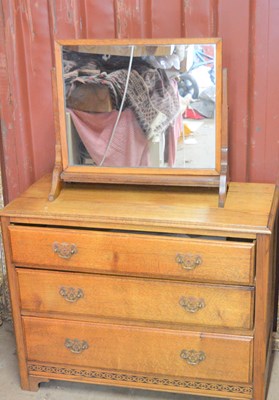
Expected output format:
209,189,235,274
263,0,271,181
144,0,153,38
213,0,219,37
246,0,255,182
148,0,153,38
47,0,56,67
180,0,185,37
16,2,35,183
79,0,88,38
113,0,118,38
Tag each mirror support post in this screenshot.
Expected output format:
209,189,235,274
49,68,63,201
218,68,229,208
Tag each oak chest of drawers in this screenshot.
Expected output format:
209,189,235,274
1,175,278,400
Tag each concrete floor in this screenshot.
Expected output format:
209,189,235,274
0,322,278,400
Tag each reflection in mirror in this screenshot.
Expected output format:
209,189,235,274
62,43,216,169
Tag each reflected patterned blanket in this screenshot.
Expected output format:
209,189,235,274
96,68,180,142
64,52,180,142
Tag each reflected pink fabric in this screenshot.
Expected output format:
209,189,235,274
167,80,183,166
69,108,150,167
167,113,183,166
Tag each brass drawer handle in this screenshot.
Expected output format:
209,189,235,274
64,338,89,354
59,287,84,303
175,254,202,270
179,296,205,313
180,349,206,365
53,242,78,259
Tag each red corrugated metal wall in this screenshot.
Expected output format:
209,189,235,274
0,0,278,202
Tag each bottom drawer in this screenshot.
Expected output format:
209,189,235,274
23,317,253,384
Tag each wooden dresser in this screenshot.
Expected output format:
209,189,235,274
1,175,278,400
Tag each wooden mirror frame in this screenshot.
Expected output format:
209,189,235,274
49,38,228,206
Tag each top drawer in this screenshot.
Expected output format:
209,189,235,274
9,225,255,284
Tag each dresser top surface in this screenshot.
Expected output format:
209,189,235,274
1,175,278,236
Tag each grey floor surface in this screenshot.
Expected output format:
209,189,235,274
0,322,278,400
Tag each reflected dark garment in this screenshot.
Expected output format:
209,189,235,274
68,108,150,167
63,50,151,72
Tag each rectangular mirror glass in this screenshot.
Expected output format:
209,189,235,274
53,38,223,189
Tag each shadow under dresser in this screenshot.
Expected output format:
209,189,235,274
0,175,278,400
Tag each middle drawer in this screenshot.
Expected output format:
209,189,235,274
17,269,254,330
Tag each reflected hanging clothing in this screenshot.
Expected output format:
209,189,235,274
67,67,180,143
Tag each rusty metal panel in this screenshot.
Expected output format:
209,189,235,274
248,0,279,183
0,0,54,202
0,0,278,203
182,0,218,37
218,0,251,182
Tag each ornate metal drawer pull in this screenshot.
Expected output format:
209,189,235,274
180,349,206,365
52,242,78,259
179,296,205,313
64,338,89,354
59,287,84,303
175,254,202,270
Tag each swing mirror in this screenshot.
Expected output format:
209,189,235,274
51,38,226,198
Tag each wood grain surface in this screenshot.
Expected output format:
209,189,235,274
10,225,255,284
23,316,253,384
18,268,254,330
